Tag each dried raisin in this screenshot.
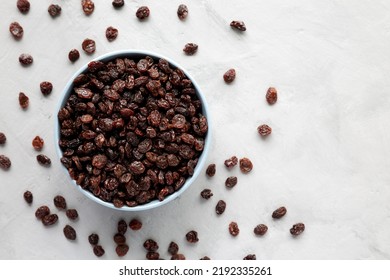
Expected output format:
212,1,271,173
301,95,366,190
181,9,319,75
93,245,105,257
106,26,118,41
129,219,142,230
112,0,124,8
143,239,159,252
88,233,99,245
0,133,6,145
23,191,33,204
40,81,53,96
168,241,179,255
0,155,11,170
66,209,79,220
225,176,237,188
272,206,287,219
136,6,150,19
216,200,226,215
258,124,272,136
224,156,238,168
17,0,30,14
223,69,236,83
183,43,198,55
82,38,96,54
116,244,129,257
290,223,305,236
63,225,77,240
254,224,268,236
42,214,58,226
205,163,216,177
19,54,33,66
19,92,29,109
228,222,239,236
54,195,67,209
82,0,95,15
48,4,61,17
68,49,80,62
185,230,199,243
117,219,127,235
200,189,213,199
35,206,50,220
177,4,188,20
239,157,253,173
266,87,278,104
230,20,246,31
9,22,23,39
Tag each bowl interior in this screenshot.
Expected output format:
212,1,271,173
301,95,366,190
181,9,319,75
55,50,211,211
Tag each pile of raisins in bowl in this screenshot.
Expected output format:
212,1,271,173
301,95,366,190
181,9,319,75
58,55,208,208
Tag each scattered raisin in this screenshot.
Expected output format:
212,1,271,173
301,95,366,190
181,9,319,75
290,223,305,236
17,0,30,14
66,209,79,220
63,225,77,240
200,189,213,199
243,254,256,260
37,154,51,166
106,26,118,41
205,163,216,177
171,254,186,260
239,157,253,173
272,206,287,219
177,4,188,20
116,244,129,257
216,200,226,215
0,155,11,170
23,191,33,204
32,136,44,150
136,6,150,19
117,219,128,235
129,219,142,230
93,245,105,257
223,69,236,83
266,87,278,105
42,214,58,226
112,0,124,8
35,206,50,220
68,49,80,62
82,38,96,54
19,53,33,66
225,176,237,188
224,156,238,169
0,133,6,145
230,20,246,31
229,222,239,236
113,233,126,245
40,81,53,96
168,241,179,255
258,124,272,136
146,252,160,260
54,195,67,209
254,224,268,236
88,233,99,245
183,43,198,55
82,0,95,15
19,92,29,109
9,22,24,39
185,230,199,243
143,239,159,252
48,4,61,17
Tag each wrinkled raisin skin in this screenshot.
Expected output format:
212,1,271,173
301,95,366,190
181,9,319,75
0,155,11,170
82,39,96,54
243,254,256,260
129,219,142,230
216,200,226,215
225,176,237,188
93,245,105,257
200,189,213,199
68,49,80,62
40,81,53,96
112,0,125,8
185,230,199,243
266,87,278,105
254,224,268,236
82,0,95,15
136,6,150,20
63,225,77,240
0,133,6,145
183,43,198,55
54,195,67,209
32,136,44,150
177,4,188,20
9,22,24,39
19,54,33,66
239,157,253,173
37,154,51,166
66,209,79,220
272,206,287,219
17,0,30,14
230,20,246,31
168,241,179,255
223,69,236,83
88,233,99,245
258,124,272,136
23,191,33,204
48,4,61,17
205,163,216,177
106,26,118,41
19,92,29,109
229,222,240,236
290,223,305,236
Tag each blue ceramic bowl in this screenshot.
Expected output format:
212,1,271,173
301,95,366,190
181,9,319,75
55,50,211,211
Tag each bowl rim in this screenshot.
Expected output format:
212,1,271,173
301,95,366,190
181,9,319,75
54,49,211,211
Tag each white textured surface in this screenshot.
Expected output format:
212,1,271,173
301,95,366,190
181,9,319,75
1,0,390,260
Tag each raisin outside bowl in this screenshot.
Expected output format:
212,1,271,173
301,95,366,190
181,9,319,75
55,50,210,211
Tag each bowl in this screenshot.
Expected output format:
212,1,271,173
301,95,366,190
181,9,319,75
55,50,211,211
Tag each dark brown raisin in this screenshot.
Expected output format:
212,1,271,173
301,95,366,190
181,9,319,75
0,155,11,170
225,176,237,188
143,239,159,252
200,256,211,260
177,4,188,20
136,6,150,20
254,224,268,236
88,233,99,245
223,69,236,83
200,189,213,199
19,53,33,66
183,43,198,55
258,124,272,136
129,218,142,230
112,0,124,8
224,156,238,168
19,92,29,109
9,22,24,39
168,241,179,255
82,0,94,15
32,136,44,150
48,4,61,17
186,230,199,243
17,0,30,14
272,206,287,219
35,206,50,220
114,233,126,245
146,252,160,260
0,133,6,145
117,219,127,235
216,200,226,215
171,253,186,260
40,81,53,96
63,225,77,240
54,195,67,209
239,157,253,173
290,223,305,236
23,191,33,204
93,245,105,257
92,154,107,169
68,49,80,62
205,163,216,177
230,20,246,31
42,214,58,226
229,222,239,236
116,244,129,257
243,254,256,260
266,87,278,105
66,209,79,220
82,38,96,54
106,26,118,41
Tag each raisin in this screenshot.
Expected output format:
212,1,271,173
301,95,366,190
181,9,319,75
42,214,58,226
9,22,24,39
200,189,213,199
54,195,67,209
146,252,160,260
290,223,305,236
17,0,30,14
23,191,33,204
239,157,253,173
229,222,239,236
114,233,126,245
19,92,29,109
82,0,95,15
68,49,80,62
243,254,256,260
129,219,142,230
224,156,238,168
31,136,44,150
35,206,50,220
200,256,211,260
230,20,246,31
258,124,272,136
185,230,199,243
183,43,198,55
82,38,96,54
216,200,226,215
92,154,107,169
254,224,268,236
88,233,99,245
272,206,287,219
48,4,61,17
225,176,237,188
66,209,79,220
116,244,129,257
266,87,278,104
168,241,179,255
63,225,77,240
177,4,188,20
117,219,128,235
143,239,159,252
40,81,53,96
106,26,118,41
171,254,186,260
223,69,236,83
19,53,33,66
93,245,105,257
112,0,124,8
0,155,11,170
136,6,150,19
0,133,6,145
205,163,216,177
